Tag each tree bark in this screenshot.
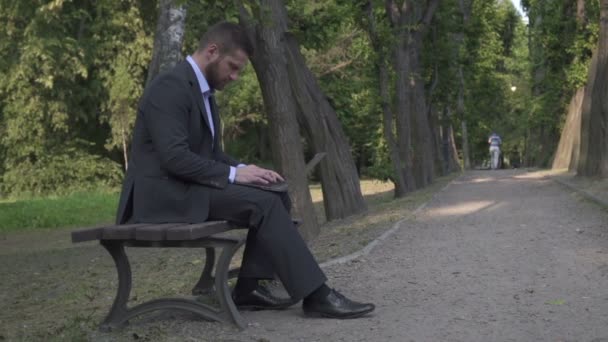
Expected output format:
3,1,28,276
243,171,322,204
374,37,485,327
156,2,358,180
410,37,435,187
146,0,187,86
392,29,417,191
238,0,319,240
444,106,462,173
553,0,587,171
457,0,472,170
385,0,439,191
426,62,446,177
284,36,368,219
363,1,408,197
552,87,584,170
121,128,128,171
577,0,608,177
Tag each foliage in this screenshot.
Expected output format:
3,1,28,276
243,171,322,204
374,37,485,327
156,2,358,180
0,0,601,197
0,0,156,196
523,0,600,166
98,2,153,163
1,145,123,197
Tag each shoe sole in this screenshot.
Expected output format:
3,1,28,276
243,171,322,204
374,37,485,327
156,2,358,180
303,307,375,319
236,304,293,311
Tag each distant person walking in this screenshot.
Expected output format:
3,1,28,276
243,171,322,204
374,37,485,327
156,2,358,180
488,132,502,170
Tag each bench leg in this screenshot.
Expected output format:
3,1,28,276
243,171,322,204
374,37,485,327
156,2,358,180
191,248,216,295
99,238,246,331
192,248,241,295
213,238,246,328
99,241,132,332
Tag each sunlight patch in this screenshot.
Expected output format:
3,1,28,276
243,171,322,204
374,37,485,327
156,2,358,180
427,200,495,217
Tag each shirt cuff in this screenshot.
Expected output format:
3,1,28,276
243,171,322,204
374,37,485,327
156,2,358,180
229,166,237,183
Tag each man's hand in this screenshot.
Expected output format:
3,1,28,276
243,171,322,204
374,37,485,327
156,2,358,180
235,165,285,185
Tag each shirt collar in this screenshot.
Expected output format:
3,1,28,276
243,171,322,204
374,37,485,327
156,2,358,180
186,55,213,96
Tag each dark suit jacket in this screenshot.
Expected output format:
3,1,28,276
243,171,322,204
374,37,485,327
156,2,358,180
116,61,240,224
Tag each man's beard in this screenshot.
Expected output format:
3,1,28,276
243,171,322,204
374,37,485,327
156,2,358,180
204,59,223,90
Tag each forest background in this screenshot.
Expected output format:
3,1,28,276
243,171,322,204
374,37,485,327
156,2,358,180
0,0,606,239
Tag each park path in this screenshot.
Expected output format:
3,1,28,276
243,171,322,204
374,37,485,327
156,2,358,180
130,170,608,342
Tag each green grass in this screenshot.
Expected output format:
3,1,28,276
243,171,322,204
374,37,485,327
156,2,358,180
0,190,119,233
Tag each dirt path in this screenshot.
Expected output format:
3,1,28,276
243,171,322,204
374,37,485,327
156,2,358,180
94,170,608,341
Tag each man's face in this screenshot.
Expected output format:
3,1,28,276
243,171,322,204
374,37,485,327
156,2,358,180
204,47,248,91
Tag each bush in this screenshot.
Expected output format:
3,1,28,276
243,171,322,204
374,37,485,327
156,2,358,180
1,150,123,198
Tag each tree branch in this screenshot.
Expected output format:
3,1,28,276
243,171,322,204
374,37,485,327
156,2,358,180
319,60,354,77
420,0,440,34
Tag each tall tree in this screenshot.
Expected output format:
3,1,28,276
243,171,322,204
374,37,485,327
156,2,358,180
284,36,368,219
100,3,152,171
457,0,472,170
146,0,187,85
577,0,608,176
239,0,367,224
385,0,439,190
362,1,408,197
238,0,319,240
552,0,588,170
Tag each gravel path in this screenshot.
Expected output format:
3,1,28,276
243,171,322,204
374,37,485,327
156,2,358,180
102,170,608,342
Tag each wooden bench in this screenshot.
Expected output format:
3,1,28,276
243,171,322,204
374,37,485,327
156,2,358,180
71,221,247,331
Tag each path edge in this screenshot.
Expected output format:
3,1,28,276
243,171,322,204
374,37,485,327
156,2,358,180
320,176,459,268
548,175,608,210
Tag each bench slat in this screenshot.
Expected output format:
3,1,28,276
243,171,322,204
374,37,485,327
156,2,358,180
166,221,232,240
72,226,104,243
101,224,150,240
72,224,142,243
134,223,184,241
73,221,242,243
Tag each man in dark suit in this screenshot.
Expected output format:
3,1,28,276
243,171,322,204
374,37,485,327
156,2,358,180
116,21,374,319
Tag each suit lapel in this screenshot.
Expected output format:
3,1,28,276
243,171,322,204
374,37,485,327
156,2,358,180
184,61,213,134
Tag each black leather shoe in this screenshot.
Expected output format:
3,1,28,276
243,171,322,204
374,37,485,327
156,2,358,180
232,285,297,311
302,289,375,319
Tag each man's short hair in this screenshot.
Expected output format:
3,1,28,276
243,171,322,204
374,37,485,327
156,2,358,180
197,21,254,57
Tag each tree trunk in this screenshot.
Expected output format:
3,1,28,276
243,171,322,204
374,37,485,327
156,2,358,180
444,106,462,173
461,120,471,169
146,0,187,86
238,1,319,240
552,87,584,170
553,0,587,171
426,54,445,177
410,39,435,187
456,0,472,169
363,1,408,197
385,0,439,191
429,103,446,176
284,35,368,220
457,67,471,170
577,0,608,177
392,33,417,191
577,0,586,24
121,128,128,171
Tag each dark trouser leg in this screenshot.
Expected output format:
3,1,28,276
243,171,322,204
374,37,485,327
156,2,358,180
207,184,326,300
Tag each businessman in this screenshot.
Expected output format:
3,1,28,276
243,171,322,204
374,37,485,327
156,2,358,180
115,21,374,319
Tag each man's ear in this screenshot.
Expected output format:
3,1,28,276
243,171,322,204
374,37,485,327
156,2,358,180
206,43,220,61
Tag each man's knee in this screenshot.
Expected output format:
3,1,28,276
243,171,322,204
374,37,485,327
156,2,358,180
247,191,290,228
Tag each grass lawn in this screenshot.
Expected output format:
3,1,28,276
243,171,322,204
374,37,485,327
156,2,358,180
0,190,120,233
0,179,395,233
